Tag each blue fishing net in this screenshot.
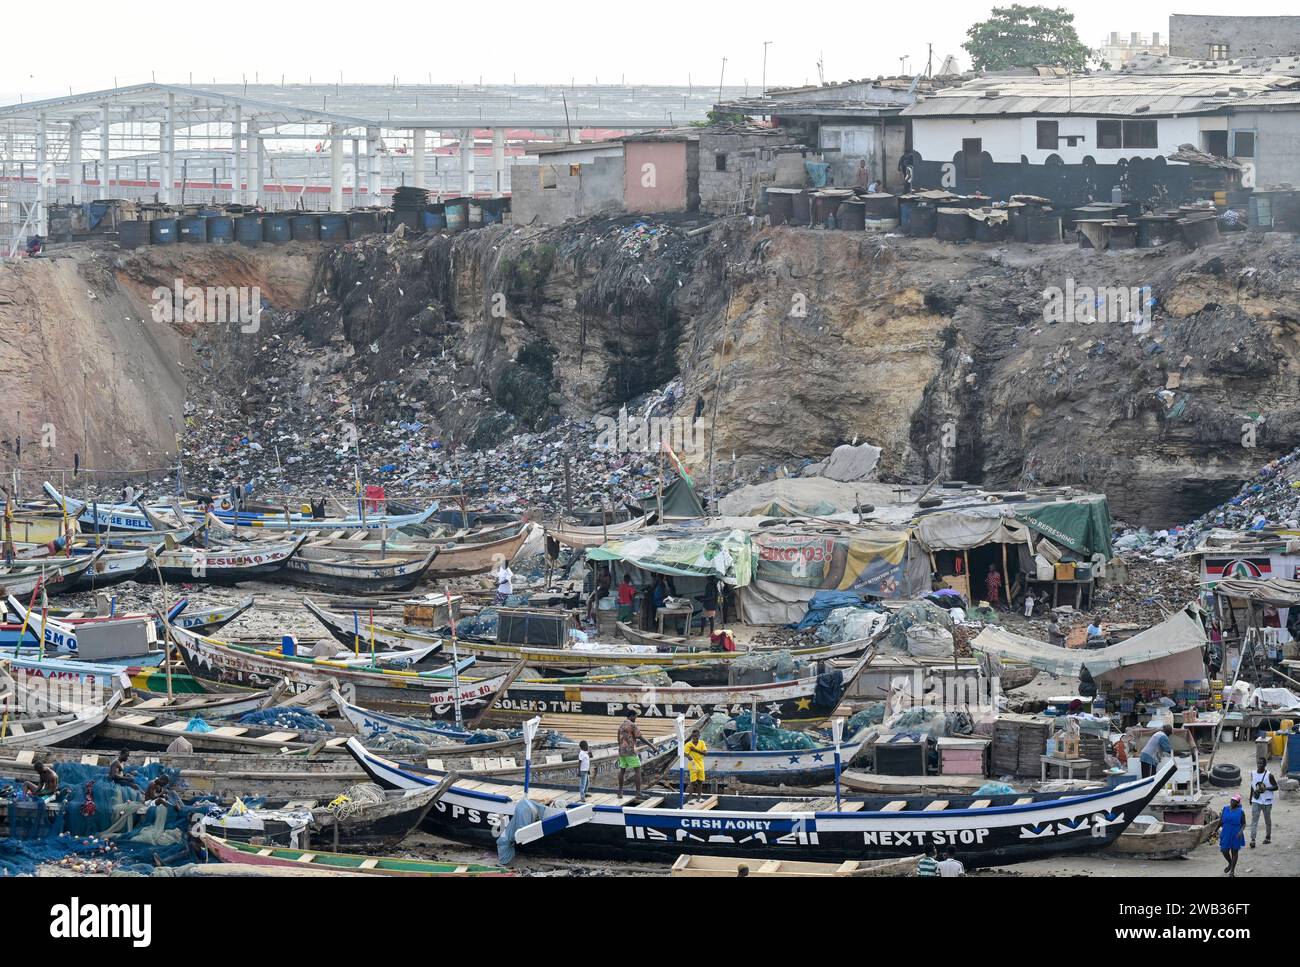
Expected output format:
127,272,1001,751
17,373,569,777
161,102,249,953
845,702,887,738
237,707,332,732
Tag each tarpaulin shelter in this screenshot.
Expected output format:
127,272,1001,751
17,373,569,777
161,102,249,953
1012,495,1114,561
971,605,1206,689
586,525,754,585
638,475,706,519
545,515,650,550
738,524,930,624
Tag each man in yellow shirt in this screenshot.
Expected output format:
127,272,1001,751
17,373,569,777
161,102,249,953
684,729,708,797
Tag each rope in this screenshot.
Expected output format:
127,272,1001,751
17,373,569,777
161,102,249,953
326,782,385,821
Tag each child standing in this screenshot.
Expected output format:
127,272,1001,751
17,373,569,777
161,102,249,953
577,740,591,801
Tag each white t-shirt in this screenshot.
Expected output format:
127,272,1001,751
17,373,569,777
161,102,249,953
578,749,590,773
937,858,965,877
1250,770,1276,806
496,566,513,594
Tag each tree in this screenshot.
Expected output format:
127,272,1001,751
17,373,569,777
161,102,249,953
963,5,1096,72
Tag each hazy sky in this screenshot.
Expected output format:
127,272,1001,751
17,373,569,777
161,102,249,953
3,0,1298,103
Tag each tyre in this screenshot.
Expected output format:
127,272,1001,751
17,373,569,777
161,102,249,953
1208,763,1241,787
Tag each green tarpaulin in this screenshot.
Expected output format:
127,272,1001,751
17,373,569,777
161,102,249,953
1014,496,1113,560
587,528,754,585
639,476,705,519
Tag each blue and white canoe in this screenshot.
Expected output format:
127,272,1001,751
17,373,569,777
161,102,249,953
7,654,133,694
0,550,104,597
347,739,1177,867
702,728,877,786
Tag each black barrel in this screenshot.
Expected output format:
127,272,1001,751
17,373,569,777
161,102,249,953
935,207,973,241
207,215,235,244
387,210,420,233
906,202,937,237
973,214,1009,243
290,214,320,241
1025,211,1062,243
861,193,899,220
234,215,262,246
1136,215,1175,247
790,190,812,227
262,214,291,244
119,220,151,250
1178,214,1219,249
318,213,348,241
837,199,866,231
177,215,207,243
348,211,381,238
766,189,795,226
150,218,178,245
812,193,844,227
1107,220,1138,250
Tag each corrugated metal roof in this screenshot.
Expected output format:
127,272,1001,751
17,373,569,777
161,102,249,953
903,73,1297,118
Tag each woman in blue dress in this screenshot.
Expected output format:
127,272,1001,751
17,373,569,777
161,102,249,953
1220,794,1246,876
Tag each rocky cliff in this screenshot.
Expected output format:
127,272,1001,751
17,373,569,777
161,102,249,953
4,217,1299,526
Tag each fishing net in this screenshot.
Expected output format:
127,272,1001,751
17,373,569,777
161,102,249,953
708,710,818,751
456,609,499,638
729,649,802,681
845,702,887,738
585,665,674,687
237,707,333,732
327,783,386,820
817,608,887,645
884,705,948,738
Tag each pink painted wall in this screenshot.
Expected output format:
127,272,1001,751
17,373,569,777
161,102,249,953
623,141,690,213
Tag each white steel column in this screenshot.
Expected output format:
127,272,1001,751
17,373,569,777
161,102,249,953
161,93,175,204
330,124,344,211
412,128,426,188
365,126,382,206
491,128,505,198
68,123,83,202
351,138,361,203
249,120,263,204
35,111,48,234
98,106,110,200
460,130,475,196
230,105,242,204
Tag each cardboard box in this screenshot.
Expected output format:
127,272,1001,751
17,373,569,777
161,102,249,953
1054,562,1076,581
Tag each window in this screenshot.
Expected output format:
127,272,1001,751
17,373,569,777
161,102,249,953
715,152,727,171
1097,120,1122,149
1122,119,1158,149
962,138,983,179
1232,130,1256,158
540,166,557,189
1209,44,1230,59
1202,130,1229,157
1036,120,1059,149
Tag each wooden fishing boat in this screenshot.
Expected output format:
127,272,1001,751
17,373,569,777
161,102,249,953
121,678,338,719
42,481,441,534
99,706,354,755
616,621,687,649
427,527,529,578
168,625,510,714
200,833,511,876
47,546,155,592
307,598,872,683
1101,812,1221,859
4,593,157,655
349,739,1178,867
702,728,876,786
197,783,445,851
670,853,920,877
280,543,438,594
154,536,307,583
547,515,649,550
0,551,102,598
0,683,121,748
159,596,255,635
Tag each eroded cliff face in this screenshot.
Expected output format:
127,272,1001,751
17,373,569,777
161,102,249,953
6,217,1300,525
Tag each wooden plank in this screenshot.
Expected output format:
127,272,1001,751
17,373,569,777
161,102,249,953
14,750,34,764
258,731,299,743
969,799,992,809
682,795,718,811
881,800,907,812
80,754,100,766
358,858,379,869
426,758,444,772
922,800,949,812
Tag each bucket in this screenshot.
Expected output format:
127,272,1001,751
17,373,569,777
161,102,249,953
281,635,297,657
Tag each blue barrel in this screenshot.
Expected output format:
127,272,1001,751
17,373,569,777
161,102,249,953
290,214,320,241
150,218,178,245
347,211,380,238
318,213,348,241
235,215,262,246
262,214,291,244
445,201,467,232
420,210,447,231
199,208,222,218
482,207,503,225
118,220,151,249
207,215,235,244
388,210,419,233
177,215,208,243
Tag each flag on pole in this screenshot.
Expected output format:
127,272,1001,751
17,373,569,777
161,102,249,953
674,714,687,771
523,716,541,764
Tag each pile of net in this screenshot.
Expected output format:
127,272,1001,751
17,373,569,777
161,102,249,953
817,607,887,645
727,649,805,682
455,609,499,638
699,710,817,751
0,762,198,875
883,601,955,659
237,707,333,732
795,590,874,630
845,701,887,738
584,665,674,687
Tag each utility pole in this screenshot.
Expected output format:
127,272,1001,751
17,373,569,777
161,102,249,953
762,42,772,94
718,57,727,104
926,43,933,78
899,55,910,76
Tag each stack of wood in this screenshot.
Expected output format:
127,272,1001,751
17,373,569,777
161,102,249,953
992,713,1053,776
1079,733,1110,773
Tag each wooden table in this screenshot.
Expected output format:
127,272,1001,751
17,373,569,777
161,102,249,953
657,606,693,637
1040,755,1093,781
1025,577,1094,610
